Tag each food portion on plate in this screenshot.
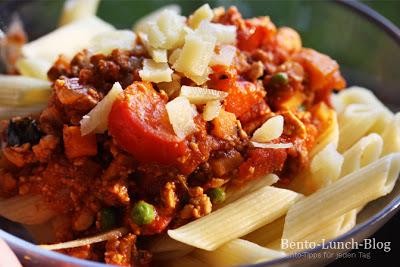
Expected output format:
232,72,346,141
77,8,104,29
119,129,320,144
0,1,400,266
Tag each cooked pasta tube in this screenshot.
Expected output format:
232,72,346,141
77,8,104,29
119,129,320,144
381,113,400,155
15,57,51,80
24,220,56,244
22,16,114,62
334,133,383,234
282,153,400,244
191,239,286,267
0,75,51,106
148,234,193,260
0,104,46,119
59,0,100,26
214,174,278,209
287,143,343,195
277,209,357,252
308,143,343,187
333,86,392,114
242,216,285,247
309,108,339,158
168,186,302,251
289,134,383,248
0,195,55,225
340,133,383,177
337,103,382,152
334,87,393,134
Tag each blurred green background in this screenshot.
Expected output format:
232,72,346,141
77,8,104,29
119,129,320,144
361,0,400,27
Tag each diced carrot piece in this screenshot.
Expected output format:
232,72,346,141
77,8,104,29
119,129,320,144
224,81,267,120
211,109,238,140
237,17,276,51
208,65,237,92
293,48,343,91
63,125,97,159
108,82,187,165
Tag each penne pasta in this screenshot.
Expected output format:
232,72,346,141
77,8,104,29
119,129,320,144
334,87,393,134
0,75,51,106
336,133,383,236
283,209,357,252
24,220,56,244
340,133,383,177
168,186,301,251
191,239,286,267
309,108,339,158
333,86,391,113
15,57,51,80
337,103,382,152
282,153,400,244
287,143,343,195
0,195,55,225
148,234,193,261
242,216,285,247
214,174,278,209
0,104,46,120
22,16,114,62
59,0,101,26
381,113,400,155
293,134,383,248
309,143,343,187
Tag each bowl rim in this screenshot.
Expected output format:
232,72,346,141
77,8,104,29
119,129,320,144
335,0,400,45
1,1,400,267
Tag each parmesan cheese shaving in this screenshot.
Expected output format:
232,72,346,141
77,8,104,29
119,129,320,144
180,86,228,104
168,48,182,65
22,16,114,62
137,9,186,50
251,142,293,149
166,96,198,139
251,115,284,143
188,4,213,29
80,82,123,135
203,100,222,121
138,32,168,63
90,30,137,55
133,5,181,33
41,228,128,250
139,59,173,83
173,32,216,77
210,45,236,66
197,21,237,45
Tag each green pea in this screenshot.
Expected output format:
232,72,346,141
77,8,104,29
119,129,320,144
131,200,155,225
270,72,289,86
298,104,306,112
100,207,116,231
207,188,226,204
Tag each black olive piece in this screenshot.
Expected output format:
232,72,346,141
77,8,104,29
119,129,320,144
7,117,42,146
